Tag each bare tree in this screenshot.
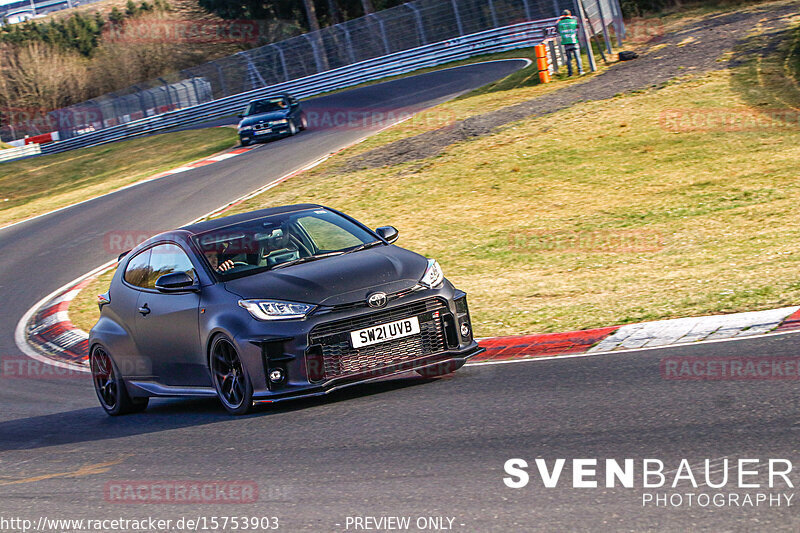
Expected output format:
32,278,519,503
0,42,88,112
302,0,321,32
327,0,343,24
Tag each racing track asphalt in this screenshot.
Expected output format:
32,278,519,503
2,59,800,531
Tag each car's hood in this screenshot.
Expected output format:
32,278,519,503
238,111,289,127
223,245,428,306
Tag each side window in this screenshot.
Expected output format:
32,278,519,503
123,244,194,290
123,249,152,289
147,244,196,288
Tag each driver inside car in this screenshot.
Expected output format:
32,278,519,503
204,252,236,273
202,240,238,273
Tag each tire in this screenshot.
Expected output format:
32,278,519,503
90,345,149,416
288,120,298,136
209,335,253,415
240,138,251,146
416,359,465,378
299,113,308,131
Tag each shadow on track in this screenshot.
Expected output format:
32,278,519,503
0,374,436,452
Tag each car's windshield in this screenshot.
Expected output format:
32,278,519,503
243,98,288,116
192,208,381,280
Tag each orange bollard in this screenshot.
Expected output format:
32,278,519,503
534,43,550,83
536,57,549,71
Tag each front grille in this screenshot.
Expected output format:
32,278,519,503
308,298,449,381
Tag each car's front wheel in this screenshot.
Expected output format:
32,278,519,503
90,345,149,416
210,335,253,415
240,138,251,146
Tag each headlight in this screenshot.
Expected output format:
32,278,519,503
238,299,316,320
273,119,288,125
238,125,252,133
419,259,444,288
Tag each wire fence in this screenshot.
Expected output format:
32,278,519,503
0,0,106,21
2,0,623,144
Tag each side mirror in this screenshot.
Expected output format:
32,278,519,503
237,113,243,118
376,226,399,244
155,272,198,293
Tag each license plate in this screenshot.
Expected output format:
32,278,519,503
255,128,272,134
350,317,420,348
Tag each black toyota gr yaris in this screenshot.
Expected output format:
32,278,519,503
89,205,483,415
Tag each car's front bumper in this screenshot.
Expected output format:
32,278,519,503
252,343,483,404
239,125,290,143
228,284,481,403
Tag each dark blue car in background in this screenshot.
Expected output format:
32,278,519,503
237,94,308,146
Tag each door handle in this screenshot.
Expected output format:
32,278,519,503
138,304,151,316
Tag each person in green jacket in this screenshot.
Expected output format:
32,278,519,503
556,10,583,76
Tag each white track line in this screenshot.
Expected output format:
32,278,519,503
466,326,800,368
0,145,247,233
14,259,116,373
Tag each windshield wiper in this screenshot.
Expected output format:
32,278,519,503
342,240,383,255
270,251,343,270
270,242,382,270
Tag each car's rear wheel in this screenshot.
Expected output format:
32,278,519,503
90,345,148,416
288,120,298,136
299,113,308,130
210,335,253,415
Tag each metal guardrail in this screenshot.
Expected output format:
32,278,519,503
0,143,41,162
40,18,559,155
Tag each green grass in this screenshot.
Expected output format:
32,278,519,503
0,127,238,228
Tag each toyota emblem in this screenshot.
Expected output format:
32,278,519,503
367,292,388,308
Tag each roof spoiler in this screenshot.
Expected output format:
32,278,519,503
118,250,131,262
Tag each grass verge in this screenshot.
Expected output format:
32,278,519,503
0,127,238,228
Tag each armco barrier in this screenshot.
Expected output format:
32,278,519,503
40,19,559,156
0,143,41,163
